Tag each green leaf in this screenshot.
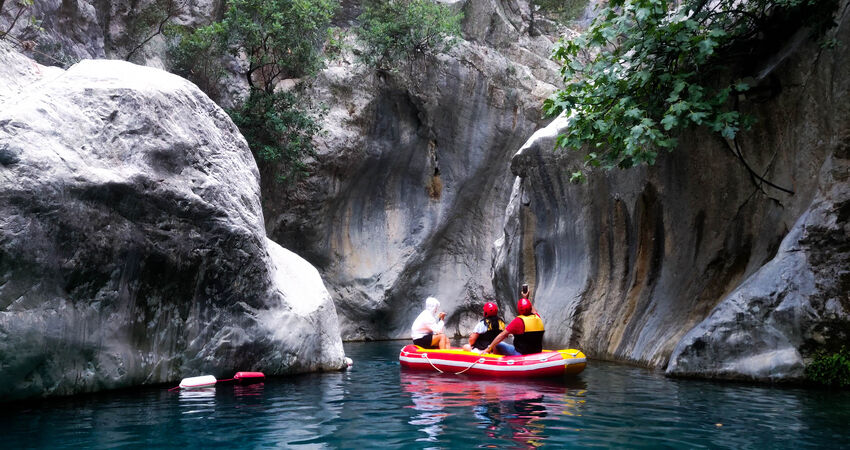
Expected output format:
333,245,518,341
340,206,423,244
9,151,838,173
660,114,678,130
569,171,586,183
735,81,751,91
688,111,708,124
625,107,642,119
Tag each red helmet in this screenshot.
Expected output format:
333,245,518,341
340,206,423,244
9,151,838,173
517,298,533,315
483,302,498,317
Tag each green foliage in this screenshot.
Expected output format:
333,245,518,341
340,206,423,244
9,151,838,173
324,26,350,62
165,0,338,184
806,347,850,388
165,22,228,100
227,88,323,183
222,0,338,91
355,0,463,69
543,0,837,182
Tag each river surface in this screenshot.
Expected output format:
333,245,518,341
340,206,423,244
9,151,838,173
2,341,849,448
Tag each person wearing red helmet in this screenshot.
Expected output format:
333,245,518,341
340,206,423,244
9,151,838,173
484,296,545,355
462,302,521,355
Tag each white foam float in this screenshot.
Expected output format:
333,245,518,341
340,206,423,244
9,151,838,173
178,375,217,389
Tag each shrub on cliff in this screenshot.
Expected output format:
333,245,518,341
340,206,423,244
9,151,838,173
533,0,590,25
228,89,322,183
806,347,850,388
354,0,463,70
544,0,838,184
166,0,338,183
222,0,338,91
166,23,228,101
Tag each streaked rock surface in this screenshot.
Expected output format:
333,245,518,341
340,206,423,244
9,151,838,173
494,6,850,380
262,0,562,340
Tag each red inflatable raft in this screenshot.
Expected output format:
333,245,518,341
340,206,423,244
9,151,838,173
399,345,586,378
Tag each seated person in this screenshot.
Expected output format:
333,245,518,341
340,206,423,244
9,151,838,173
411,296,449,349
462,302,520,355
484,298,544,355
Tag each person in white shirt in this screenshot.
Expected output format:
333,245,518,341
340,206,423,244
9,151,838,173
410,296,449,349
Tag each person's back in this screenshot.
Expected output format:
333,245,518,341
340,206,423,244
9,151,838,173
465,302,521,355
503,297,544,355
472,315,505,350
510,312,544,354
410,296,448,349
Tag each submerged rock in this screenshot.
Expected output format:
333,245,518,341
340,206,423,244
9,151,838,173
0,46,345,401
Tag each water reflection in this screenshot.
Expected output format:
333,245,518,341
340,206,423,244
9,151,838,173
233,383,265,398
3,342,848,449
400,369,584,447
177,387,216,416
177,387,216,401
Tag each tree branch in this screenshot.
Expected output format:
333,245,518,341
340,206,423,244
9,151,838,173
720,135,794,195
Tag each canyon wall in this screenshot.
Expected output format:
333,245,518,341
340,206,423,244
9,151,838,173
494,5,850,380
262,0,564,339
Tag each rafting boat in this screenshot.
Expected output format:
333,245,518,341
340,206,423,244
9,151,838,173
399,345,586,378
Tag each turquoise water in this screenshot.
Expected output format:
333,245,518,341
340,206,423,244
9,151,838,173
2,341,849,448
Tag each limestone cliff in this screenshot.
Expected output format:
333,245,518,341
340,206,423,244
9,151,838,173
262,0,563,340
495,4,850,380
0,45,346,401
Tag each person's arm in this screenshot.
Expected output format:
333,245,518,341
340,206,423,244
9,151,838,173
468,332,479,346
484,329,510,354
429,312,446,334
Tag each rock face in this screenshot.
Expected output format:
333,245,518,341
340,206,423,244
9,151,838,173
261,0,562,340
0,45,345,401
667,150,850,381
494,6,850,379
0,0,223,67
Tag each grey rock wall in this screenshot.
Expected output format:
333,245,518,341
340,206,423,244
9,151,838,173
262,0,561,340
667,144,850,381
493,5,850,378
0,0,222,66
0,45,345,401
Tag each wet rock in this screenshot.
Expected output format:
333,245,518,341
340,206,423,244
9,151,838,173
0,45,345,401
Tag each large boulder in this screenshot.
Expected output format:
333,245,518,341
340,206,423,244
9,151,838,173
0,45,345,401
493,4,850,377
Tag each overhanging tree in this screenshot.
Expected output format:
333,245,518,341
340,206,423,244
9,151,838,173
544,0,838,187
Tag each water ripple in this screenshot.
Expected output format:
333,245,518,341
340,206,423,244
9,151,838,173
2,341,849,448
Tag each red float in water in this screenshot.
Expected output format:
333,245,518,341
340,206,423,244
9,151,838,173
234,371,265,384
